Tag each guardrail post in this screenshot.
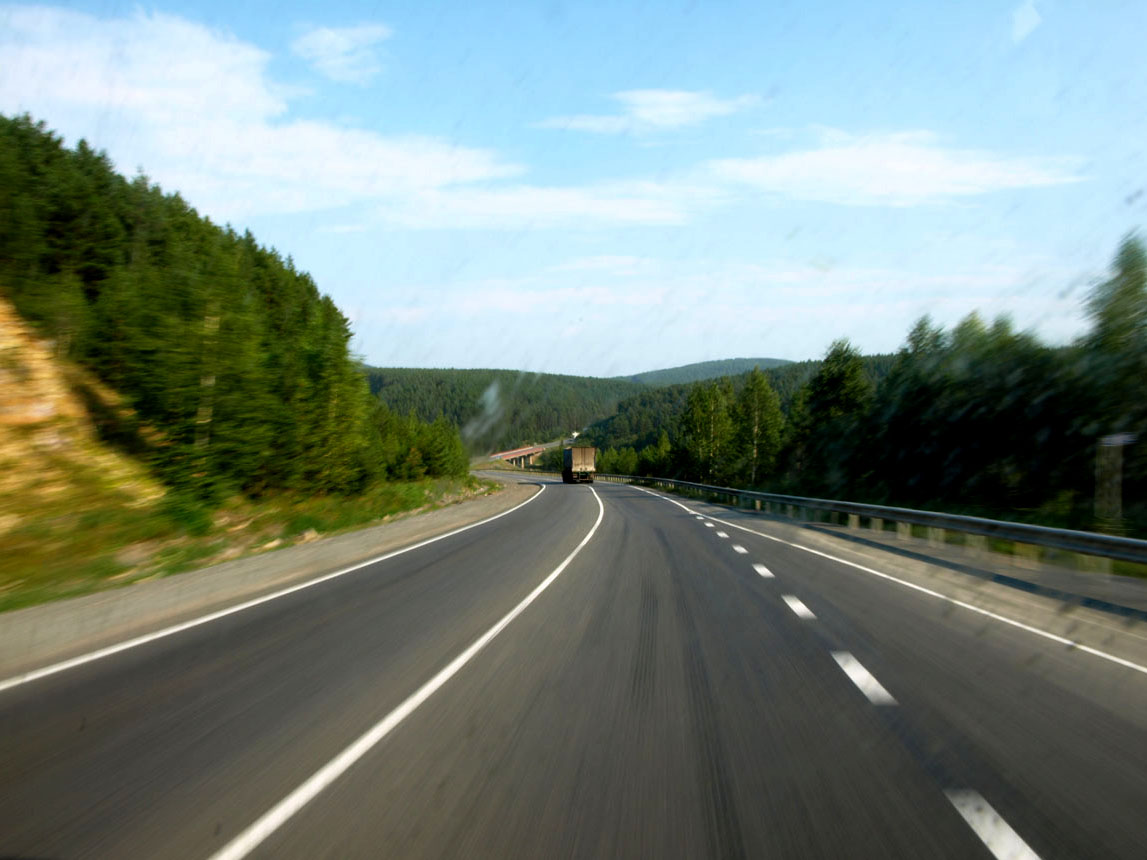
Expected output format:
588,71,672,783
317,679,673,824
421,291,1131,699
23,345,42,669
966,534,988,558
1080,553,1113,574
1013,542,1040,570
589,471,1147,568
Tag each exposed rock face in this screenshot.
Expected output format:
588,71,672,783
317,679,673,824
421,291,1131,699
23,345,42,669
0,299,83,427
0,294,163,512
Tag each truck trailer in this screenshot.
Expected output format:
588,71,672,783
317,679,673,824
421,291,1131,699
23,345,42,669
562,447,596,484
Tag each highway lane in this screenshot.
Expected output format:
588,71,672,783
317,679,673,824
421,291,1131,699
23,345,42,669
2,477,1145,857
641,487,1147,858
0,479,594,858
256,480,984,858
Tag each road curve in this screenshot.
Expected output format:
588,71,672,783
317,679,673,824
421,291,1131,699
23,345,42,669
2,477,1146,858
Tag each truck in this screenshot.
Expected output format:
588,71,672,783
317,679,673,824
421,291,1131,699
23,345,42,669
562,446,596,484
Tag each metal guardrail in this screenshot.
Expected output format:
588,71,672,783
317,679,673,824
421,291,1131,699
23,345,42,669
522,469,1147,566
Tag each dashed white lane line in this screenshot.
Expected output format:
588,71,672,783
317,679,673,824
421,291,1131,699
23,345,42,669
209,488,607,860
830,651,897,705
684,502,1147,679
0,483,552,696
716,531,729,539
782,595,816,619
704,522,715,528
695,515,704,520
624,484,1044,859
732,545,748,554
945,790,1041,860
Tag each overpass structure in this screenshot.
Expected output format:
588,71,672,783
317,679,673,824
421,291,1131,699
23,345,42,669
489,443,548,467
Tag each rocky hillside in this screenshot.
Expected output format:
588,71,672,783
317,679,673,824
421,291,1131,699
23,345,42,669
0,296,163,506
0,294,172,605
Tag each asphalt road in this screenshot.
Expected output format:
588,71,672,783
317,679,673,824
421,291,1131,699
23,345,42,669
2,477,1146,858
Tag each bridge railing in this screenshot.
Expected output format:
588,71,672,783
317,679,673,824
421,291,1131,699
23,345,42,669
520,468,1147,567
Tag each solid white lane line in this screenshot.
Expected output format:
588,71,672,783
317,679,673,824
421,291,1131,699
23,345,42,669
716,531,729,539
635,482,1147,676
209,488,607,860
631,485,695,516
0,484,550,696
732,544,748,554
831,651,897,705
782,595,816,619
704,522,715,528
945,790,1041,860
624,486,1045,858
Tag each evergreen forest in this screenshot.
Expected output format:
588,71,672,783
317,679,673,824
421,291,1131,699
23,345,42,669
583,241,1147,536
366,367,643,453
6,110,1146,541
0,114,468,506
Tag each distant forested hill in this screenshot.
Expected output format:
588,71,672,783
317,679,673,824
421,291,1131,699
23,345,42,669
620,357,791,386
365,367,645,454
588,354,895,453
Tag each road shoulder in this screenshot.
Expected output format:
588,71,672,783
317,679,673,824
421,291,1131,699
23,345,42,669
673,497,1147,672
0,473,541,679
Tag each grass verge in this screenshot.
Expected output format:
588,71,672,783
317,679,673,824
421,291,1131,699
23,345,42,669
0,474,498,614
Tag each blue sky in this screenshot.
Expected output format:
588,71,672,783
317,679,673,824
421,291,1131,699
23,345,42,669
2,1,1145,375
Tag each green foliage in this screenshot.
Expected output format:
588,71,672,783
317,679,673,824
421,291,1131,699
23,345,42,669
1,474,482,613
732,367,784,486
598,446,639,476
539,445,565,471
0,113,468,503
585,383,693,454
582,236,1147,534
586,355,891,461
1088,234,1147,359
620,357,791,386
782,339,873,495
804,339,873,424
867,313,1091,514
639,430,673,476
160,492,214,537
366,366,643,453
681,380,735,483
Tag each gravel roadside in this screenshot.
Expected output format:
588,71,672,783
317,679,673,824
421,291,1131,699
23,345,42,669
1,473,542,680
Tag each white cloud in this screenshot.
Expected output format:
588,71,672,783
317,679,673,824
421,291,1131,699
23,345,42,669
548,256,657,275
291,24,391,85
708,130,1083,206
540,89,759,134
376,181,722,229
317,223,368,234
1012,1,1042,43
356,256,1090,373
0,6,519,221
382,307,432,324
455,283,669,315
0,5,1084,241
